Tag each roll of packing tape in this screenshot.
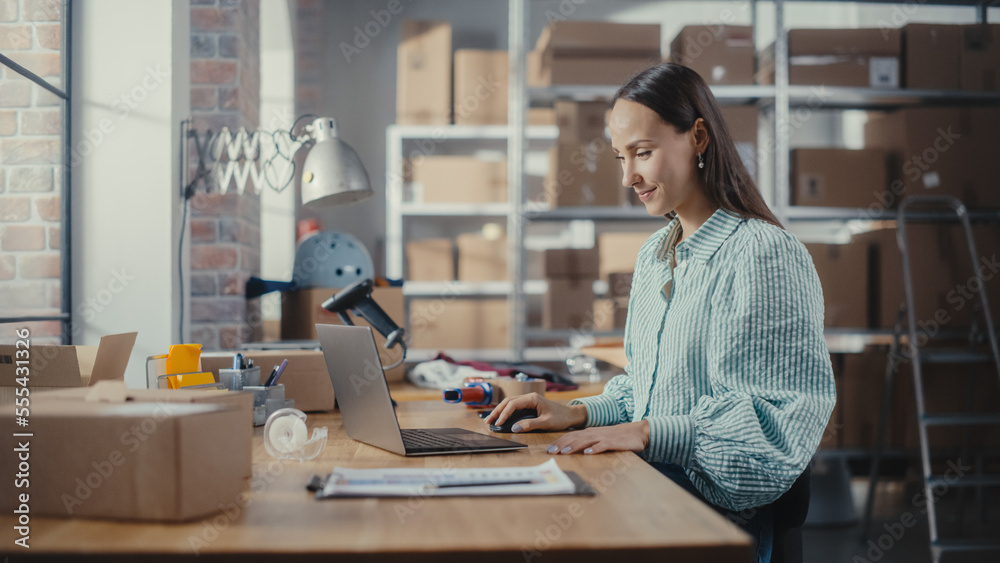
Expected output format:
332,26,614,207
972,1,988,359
263,408,328,462
268,414,308,453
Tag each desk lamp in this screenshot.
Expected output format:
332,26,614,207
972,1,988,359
185,116,402,368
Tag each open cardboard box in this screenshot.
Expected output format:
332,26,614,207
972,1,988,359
0,382,253,522
201,349,335,412
0,332,137,405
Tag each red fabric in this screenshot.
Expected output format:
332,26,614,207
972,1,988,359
432,353,579,392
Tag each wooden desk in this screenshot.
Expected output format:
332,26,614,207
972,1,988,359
6,402,749,561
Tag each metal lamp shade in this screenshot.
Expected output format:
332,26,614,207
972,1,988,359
301,117,373,208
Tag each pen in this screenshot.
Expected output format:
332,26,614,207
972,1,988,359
433,480,534,489
264,364,280,386
233,353,244,370
267,359,289,386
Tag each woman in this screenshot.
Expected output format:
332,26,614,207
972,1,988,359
485,63,836,562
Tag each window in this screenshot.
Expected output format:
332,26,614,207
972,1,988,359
0,0,71,345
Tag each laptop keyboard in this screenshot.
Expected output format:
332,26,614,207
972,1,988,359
400,429,477,452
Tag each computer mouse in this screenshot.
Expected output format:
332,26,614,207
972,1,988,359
489,408,538,433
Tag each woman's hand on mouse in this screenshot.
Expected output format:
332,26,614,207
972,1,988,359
545,421,650,455
484,393,587,432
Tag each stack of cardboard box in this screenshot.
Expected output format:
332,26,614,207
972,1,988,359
545,101,621,207
805,241,870,328
593,272,632,332
542,248,599,329
854,224,1000,330
864,106,1000,209
396,21,452,125
528,21,661,87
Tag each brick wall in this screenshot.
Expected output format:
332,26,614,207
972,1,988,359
0,0,64,343
188,0,262,350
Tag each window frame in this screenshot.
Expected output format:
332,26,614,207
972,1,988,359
0,0,73,344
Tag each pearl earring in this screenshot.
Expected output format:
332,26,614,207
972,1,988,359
697,152,705,169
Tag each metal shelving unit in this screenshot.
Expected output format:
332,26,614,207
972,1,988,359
388,0,1000,366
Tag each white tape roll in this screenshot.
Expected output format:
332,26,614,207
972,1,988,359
263,407,328,462
267,413,308,453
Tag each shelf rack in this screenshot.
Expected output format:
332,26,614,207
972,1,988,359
387,0,1000,365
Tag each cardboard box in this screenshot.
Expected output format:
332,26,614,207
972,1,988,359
838,346,887,448
406,238,455,282
669,25,755,85
457,233,507,282
864,107,1000,208
0,332,136,405
0,385,252,521
818,352,845,450
544,278,596,329
606,272,634,299
397,21,451,125
791,148,889,207
409,156,507,204
857,224,1000,329
537,21,661,54
454,49,507,125
527,49,544,88
805,242,869,328
903,24,961,90
760,28,900,88
539,54,659,86
533,21,661,86
544,247,600,278
593,298,629,331
200,349,336,412
598,232,651,280
545,142,622,207
409,299,508,350
279,287,405,382
719,105,758,178
556,100,608,143
528,108,557,126
960,24,1000,91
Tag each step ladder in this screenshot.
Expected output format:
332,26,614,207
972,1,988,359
862,196,1000,562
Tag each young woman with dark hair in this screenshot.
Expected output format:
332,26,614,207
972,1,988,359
486,63,835,562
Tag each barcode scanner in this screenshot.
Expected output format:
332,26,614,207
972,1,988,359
322,278,407,369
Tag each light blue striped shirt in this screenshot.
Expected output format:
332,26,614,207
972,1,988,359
571,208,836,511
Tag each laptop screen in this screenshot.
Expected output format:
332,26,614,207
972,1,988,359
315,324,406,454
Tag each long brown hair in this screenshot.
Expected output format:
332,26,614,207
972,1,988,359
611,63,781,228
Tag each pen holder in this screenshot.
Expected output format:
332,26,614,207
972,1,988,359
219,366,261,391
244,384,295,426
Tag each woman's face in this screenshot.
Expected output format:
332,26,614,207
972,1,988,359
608,99,705,217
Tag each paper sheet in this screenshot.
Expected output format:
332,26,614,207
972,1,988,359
319,459,577,498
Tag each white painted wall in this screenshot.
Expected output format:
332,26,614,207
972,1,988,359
72,0,190,387
259,0,297,322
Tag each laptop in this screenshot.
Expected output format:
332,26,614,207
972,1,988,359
316,324,527,456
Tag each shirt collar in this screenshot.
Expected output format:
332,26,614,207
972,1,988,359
655,208,744,264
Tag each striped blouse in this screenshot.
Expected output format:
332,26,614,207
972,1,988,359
571,208,836,511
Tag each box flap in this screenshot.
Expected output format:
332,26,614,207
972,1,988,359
0,344,82,387
88,332,138,385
